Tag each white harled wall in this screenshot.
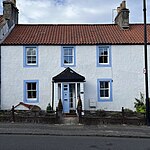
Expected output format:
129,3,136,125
1,45,149,111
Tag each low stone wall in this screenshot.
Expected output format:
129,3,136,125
0,110,58,124
80,110,146,125
81,116,145,125
0,110,146,125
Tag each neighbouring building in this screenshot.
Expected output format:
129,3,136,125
0,0,18,43
0,1,150,113
0,0,18,109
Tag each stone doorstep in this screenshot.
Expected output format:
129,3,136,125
62,117,79,125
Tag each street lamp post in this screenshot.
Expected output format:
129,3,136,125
143,0,150,125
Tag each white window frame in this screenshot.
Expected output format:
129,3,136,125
24,80,39,103
96,45,111,67
24,46,38,67
97,79,113,102
61,46,76,67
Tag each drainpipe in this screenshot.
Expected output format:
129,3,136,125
143,0,150,125
0,45,1,110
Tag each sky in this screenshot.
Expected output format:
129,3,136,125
0,0,150,24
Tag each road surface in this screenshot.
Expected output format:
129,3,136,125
0,135,150,150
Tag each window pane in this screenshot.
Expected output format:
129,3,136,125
27,91,36,99
27,56,32,63
99,56,104,63
64,56,69,63
27,91,32,98
32,56,36,63
27,83,32,90
100,90,105,97
64,49,68,55
100,81,105,88
100,50,104,56
99,49,103,55
104,50,108,55
27,83,36,90
105,89,109,97
104,56,108,63
32,83,36,90
32,49,36,55
32,91,36,98
27,48,36,56
68,56,73,63
68,49,73,55
104,82,109,88
27,49,32,55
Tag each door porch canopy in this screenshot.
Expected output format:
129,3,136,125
52,67,85,111
52,67,85,83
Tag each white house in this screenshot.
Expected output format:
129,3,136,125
0,1,150,113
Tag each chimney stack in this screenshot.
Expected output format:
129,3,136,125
115,1,130,29
3,0,19,28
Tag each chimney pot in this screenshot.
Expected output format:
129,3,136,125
121,1,126,9
117,7,121,13
3,0,18,28
115,1,129,29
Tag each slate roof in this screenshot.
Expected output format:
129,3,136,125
1,24,150,45
53,67,85,82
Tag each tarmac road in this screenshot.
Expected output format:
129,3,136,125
0,135,150,150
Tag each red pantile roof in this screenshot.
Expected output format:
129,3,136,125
0,15,5,27
2,24,150,45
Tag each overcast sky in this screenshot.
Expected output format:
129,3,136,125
0,0,150,24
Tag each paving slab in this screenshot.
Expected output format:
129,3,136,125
0,123,150,138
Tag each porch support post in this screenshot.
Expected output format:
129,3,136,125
80,82,84,114
61,83,63,103
52,81,54,110
75,83,78,112
54,83,58,111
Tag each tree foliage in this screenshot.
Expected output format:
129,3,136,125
134,93,146,113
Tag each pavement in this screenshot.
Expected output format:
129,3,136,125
0,122,150,138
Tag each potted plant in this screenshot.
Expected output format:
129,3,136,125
46,103,52,113
77,96,82,116
58,99,63,112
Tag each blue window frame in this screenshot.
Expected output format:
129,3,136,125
61,46,76,67
97,79,113,102
24,80,39,103
23,46,38,67
96,45,111,67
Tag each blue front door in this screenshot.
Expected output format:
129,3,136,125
63,84,69,113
